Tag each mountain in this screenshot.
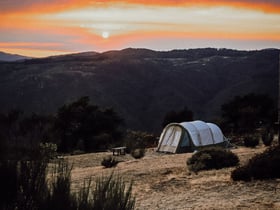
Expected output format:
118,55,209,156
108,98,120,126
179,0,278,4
0,48,278,133
0,51,31,62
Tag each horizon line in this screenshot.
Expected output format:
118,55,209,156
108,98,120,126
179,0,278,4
1,46,280,59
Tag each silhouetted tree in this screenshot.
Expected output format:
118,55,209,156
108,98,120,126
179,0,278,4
162,106,193,128
53,96,124,153
221,93,276,134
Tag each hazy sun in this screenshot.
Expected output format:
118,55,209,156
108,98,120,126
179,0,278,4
102,31,110,39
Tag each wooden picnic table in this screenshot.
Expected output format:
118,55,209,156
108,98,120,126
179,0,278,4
112,147,126,156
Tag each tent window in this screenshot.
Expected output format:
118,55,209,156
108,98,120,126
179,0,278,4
181,132,190,147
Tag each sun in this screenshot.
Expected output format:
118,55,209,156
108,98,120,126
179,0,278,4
102,31,110,39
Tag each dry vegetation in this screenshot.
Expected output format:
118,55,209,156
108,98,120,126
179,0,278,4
65,146,280,210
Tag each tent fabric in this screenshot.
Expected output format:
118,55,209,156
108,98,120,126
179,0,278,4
157,120,226,153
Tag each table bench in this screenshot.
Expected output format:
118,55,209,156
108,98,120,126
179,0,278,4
112,147,126,156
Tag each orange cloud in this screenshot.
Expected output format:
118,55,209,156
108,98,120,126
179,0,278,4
1,0,280,14
0,42,62,49
0,41,69,57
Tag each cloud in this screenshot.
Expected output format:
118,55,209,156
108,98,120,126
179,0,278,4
1,0,280,13
39,4,280,38
0,0,81,13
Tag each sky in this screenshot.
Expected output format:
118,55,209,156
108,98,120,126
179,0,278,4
0,0,280,57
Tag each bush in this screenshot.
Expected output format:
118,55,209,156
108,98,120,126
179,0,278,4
231,166,252,182
0,161,19,209
101,156,119,168
90,174,135,210
261,129,274,146
40,142,57,160
0,159,49,210
243,135,259,148
124,130,156,153
46,163,135,210
231,146,280,181
45,161,77,210
187,147,239,172
131,148,145,159
0,160,135,210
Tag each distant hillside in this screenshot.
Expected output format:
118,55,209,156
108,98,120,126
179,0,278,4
0,51,31,61
0,48,278,133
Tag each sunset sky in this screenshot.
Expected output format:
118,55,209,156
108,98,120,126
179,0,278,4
0,0,280,57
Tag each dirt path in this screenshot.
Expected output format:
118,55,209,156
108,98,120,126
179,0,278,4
65,146,280,210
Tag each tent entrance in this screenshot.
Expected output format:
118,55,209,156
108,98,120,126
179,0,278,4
157,125,182,153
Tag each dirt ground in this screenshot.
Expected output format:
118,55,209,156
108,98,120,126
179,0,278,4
65,146,280,210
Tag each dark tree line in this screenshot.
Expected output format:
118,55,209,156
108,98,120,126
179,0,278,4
161,93,276,137
221,93,276,134
0,93,277,160
0,96,124,160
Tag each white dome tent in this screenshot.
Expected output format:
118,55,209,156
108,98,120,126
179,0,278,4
157,120,228,153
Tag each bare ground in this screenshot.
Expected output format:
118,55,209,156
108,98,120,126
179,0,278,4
65,146,280,210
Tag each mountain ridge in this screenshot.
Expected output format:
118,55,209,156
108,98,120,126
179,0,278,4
0,51,32,62
0,48,278,133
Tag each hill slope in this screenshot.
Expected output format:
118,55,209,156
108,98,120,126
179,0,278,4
0,51,31,61
67,146,280,210
0,48,278,133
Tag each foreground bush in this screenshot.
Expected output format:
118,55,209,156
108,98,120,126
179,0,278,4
43,161,77,210
101,156,119,168
0,160,135,210
90,174,135,210
231,146,280,181
0,160,49,210
187,147,239,172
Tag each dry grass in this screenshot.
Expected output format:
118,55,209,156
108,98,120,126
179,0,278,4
65,146,280,210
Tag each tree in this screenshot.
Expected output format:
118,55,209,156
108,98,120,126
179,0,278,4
221,93,276,134
53,96,124,152
162,106,193,128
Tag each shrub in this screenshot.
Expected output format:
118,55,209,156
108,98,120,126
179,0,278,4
131,148,145,159
46,162,135,210
187,147,239,172
124,130,156,153
261,129,274,146
90,174,135,210
0,159,49,210
243,135,259,147
39,142,57,160
44,161,77,210
0,159,135,210
231,166,252,182
101,156,119,168
0,161,19,209
231,146,280,181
